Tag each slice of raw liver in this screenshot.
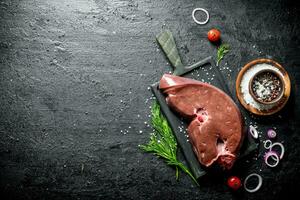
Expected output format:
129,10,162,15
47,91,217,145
159,74,244,169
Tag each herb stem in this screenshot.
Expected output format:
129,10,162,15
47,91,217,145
140,101,199,186
216,43,230,66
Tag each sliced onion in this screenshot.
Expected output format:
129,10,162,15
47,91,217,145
244,173,263,193
249,125,258,139
264,151,280,167
267,129,277,139
270,142,285,160
263,140,272,149
192,8,210,25
263,140,285,160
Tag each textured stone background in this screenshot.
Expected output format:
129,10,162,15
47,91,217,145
0,0,299,199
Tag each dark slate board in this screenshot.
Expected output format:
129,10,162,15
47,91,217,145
151,56,258,179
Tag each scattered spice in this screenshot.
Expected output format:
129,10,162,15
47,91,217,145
251,71,282,103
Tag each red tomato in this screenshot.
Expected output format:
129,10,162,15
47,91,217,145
207,29,221,42
227,176,242,190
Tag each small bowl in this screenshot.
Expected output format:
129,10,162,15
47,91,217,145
249,69,285,105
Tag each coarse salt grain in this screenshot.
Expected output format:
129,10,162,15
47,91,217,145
240,63,283,110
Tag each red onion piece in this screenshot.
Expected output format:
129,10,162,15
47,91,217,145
264,151,280,167
267,129,277,139
263,140,285,160
270,142,285,160
244,173,263,193
263,140,272,149
249,125,258,139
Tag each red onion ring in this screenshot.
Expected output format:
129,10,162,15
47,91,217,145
263,140,285,160
249,125,258,139
267,129,277,139
264,151,280,167
270,142,285,160
244,173,263,193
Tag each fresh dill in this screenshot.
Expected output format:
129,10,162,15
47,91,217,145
139,101,199,185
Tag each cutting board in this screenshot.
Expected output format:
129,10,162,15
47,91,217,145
151,31,258,179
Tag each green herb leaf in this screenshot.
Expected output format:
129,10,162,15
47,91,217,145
216,43,230,66
139,101,199,185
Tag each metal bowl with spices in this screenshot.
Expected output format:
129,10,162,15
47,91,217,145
249,69,285,105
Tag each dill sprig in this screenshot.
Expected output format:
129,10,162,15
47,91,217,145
140,101,199,185
216,43,230,66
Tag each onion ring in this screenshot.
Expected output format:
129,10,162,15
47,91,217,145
270,142,285,160
263,140,272,149
267,129,277,139
249,125,258,139
192,8,209,25
263,140,285,160
244,173,263,193
264,151,280,167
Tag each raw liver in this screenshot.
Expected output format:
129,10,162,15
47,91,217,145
159,74,244,169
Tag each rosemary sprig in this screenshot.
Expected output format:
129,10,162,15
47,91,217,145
216,43,230,66
139,101,199,185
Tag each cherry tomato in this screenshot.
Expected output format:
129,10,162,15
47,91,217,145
227,176,242,190
207,29,221,42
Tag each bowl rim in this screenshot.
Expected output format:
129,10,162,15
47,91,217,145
248,69,285,105
235,58,291,116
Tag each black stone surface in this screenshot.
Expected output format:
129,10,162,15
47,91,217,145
0,0,299,199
